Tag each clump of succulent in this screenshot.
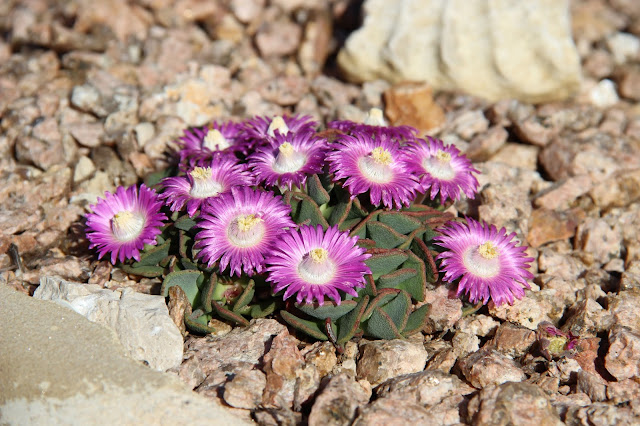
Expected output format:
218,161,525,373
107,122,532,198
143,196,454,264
84,109,534,343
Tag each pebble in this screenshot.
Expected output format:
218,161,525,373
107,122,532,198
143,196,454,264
308,373,370,426
527,208,579,248
255,18,302,57
605,325,640,380
72,155,96,183
489,322,537,358
458,348,526,388
356,339,428,387
383,81,445,134
223,369,267,410
467,382,563,425
588,79,620,108
606,32,640,64
421,284,463,334
465,126,508,162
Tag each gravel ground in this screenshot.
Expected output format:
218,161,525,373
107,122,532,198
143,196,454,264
2,0,640,424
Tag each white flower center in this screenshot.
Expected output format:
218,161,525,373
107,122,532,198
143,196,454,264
111,210,145,241
422,150,455,180
203,129,231,151
272,142,307,174
298,248,336,285
227,214,265,248
364,107,387,126
267,116,290,137
462,241,501,278
189,167,224,198
357,147,394,183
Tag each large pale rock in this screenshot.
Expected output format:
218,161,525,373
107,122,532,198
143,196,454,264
338,0,581,103
0,285,249,425
33,276,183,372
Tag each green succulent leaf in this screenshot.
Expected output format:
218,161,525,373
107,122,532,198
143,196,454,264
161,270,204,306
175,215,197,231
132,239,171,267
296,300,358,321
367,221,409,249
366,307,403,339
365,249,409,277
349,210,381,239
362,289,399,321
399,251,428,301
298,196,330,229
377,268,417,291
280,310,328,341
144,166,176,188
411,238,438,283
184,310,217,334
250,300,277,318
337,295,369,344
307,174,331,205
232,279,255,313
403,304,430,336
328,200,352,228
120,264,165,277
378,211,422,234
211,301,250,326
380,290,411,332
199,274,216,313
180,257,199,270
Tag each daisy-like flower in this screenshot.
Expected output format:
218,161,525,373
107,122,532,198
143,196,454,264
176,121,247,164
434,218,534,306
248,131,327,190
85,184,167,264
328,108,418,142
266,225,371,305
405,137,479,205
326,131,419,209
194,187,295,276
159,158,253,217
242,114,318,147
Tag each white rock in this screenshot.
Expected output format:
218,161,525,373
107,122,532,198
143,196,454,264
73,156,96,183
34,276,183,372
589,79,619,108
606,32,640,65
134,122,155,147
338,0,581,103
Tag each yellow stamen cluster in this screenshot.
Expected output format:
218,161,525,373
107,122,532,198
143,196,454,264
436,150,452,163
236,214,261,231
267,116,289,136
371,147,393,166
113,211,134,227
204,129,228,150
309,248,328,263
190,167,213,180
478,241,499,259
278,142,294,156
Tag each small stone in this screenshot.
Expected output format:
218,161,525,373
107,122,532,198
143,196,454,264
563,299,612,338
576,370,608,402
73,156,96,183
527,208,579,248
255,19,302,57
619,66,640,101
608,290,640,333
230,0,265,23
421,284,463,334
261,329,304,409
589,169,640,209
68,121,104,148
71,84,107,117
533,175,593,211
353,399,434,425
308,373,370,426
376,370,474,407
490,143,539,171
357,339,428,387
167,285,189,336
451,331,480,357
297,7,332,77
606,32,640,65
465,126,508,162
513,117,554,147
583,49,614,79
489,322,536,358
383,82,445,135
451,110,489,140
589,79,619,108
605,325,640,381
575,218,622,261
456,315,499,337
223,369,267,410
259,75,309,106
488,290,557,330
467,382,563,425
607,378,640,404
458,348,526,389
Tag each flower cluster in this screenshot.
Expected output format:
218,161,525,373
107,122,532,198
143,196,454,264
85,109,533,316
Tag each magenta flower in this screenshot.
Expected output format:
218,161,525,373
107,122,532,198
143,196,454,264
326,131,419,209
176,121,247,164
328,108,417,142
405,137,479,205
434,218,534,306
248,131,327,190
85,185,167,264
194,187,295,276
266,225,371,305
242,114,318,147
159,158,253,217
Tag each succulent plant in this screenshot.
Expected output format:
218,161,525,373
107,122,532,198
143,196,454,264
84,111,533,344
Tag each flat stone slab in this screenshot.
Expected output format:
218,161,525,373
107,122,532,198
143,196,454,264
0,284,252,425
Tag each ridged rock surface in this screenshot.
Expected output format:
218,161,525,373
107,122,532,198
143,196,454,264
338,0,582,103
